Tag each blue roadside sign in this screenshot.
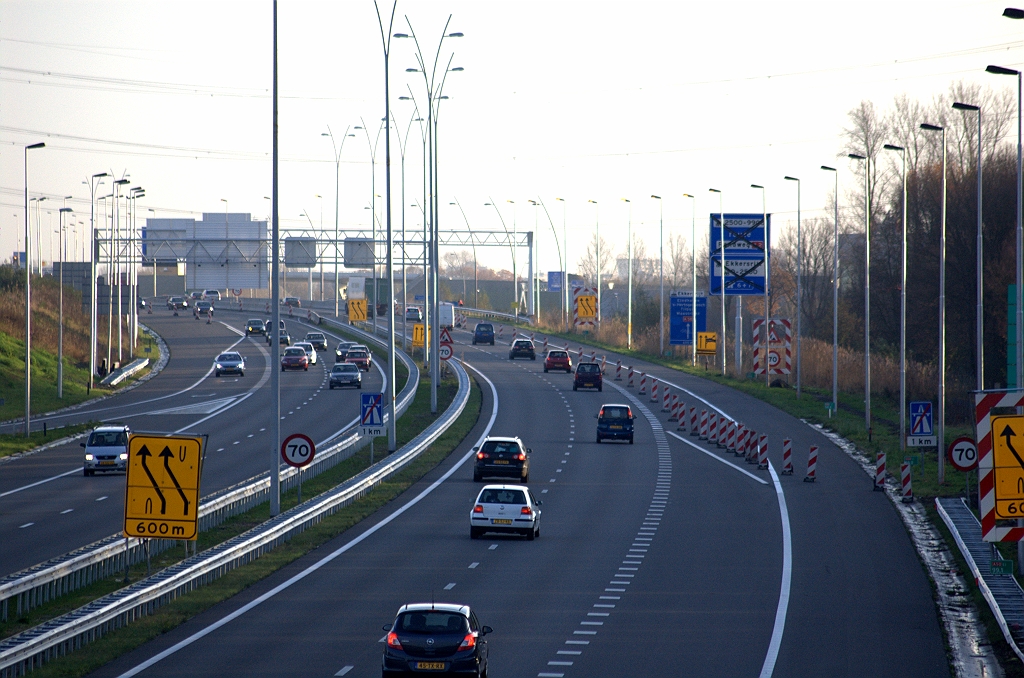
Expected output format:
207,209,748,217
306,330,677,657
360,393,385,437
548,271,563,292
910,401,934,436
669,293,707,346
709,213,771,296
414,294,425,302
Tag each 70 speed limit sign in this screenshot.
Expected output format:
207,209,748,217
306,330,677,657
947,436,978,472
281,433,315,468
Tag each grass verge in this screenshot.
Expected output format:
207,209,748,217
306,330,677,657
7,371,480,678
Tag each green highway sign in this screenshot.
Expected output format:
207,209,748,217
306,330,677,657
992,559,1014,575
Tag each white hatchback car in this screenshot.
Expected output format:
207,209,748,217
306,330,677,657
469,484,542,540
293,341,317,365
81,424,131,476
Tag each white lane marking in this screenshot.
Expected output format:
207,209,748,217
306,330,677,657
549,479,556,483
557,650,582,655
60,508,73,514
174,338,273,435
541,489,549,494
587,613,609,617
489,544,498,550
233,441,240,445
0,468,80,498
116,359,500,678
469,562,479,569
259,428,266,432
759,461,793,678
335,667,353,676
565,640,590,645
95,495,108,501
247,434,254,438
217,448,225,452
599,595,620,600
19,522,33,528
538,673,565,677
573,630,598,635
666,430,768,485
605,588,625,592
594,604,615,608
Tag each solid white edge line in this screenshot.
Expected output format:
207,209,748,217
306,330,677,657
759,461,792,678
0,468,81,498
666,431,768,485
116,359,498,678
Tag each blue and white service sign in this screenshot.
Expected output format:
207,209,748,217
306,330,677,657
908,401,936,447
360,393,385,437
669,292,707,346
547,271,563,292
709,213,771,296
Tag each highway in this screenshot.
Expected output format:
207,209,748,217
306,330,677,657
91,323,948,678
0,307,386,577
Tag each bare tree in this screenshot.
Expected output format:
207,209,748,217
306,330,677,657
576,233,615,285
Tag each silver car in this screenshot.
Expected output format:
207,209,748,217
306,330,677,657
214,351,245,377
81,425,130,476
329,363,362,389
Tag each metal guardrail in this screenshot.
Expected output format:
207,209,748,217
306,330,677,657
0,319,417,623
936,497,1024,662
0,359,468,676
98,358,150,387
457,305,533,326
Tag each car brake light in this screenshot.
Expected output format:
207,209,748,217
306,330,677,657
520,506,532,515
387,631,403,650
458,633,476,651
473,505,483,513
476,452,488,459
516,452,526,461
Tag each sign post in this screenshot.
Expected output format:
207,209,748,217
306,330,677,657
124,434,205,541
281,433,315,503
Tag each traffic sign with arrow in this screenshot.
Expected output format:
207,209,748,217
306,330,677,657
991,415,1024,519
124,434,205,540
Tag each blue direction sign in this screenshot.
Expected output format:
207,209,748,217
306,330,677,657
360,393,385,437
669,293,707,346
414,294,425,301
548,271,563,292
709,213,771,296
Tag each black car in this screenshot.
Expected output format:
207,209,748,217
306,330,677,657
383,603,491,677
508,338,536,361
329,363,362,389
167,296,188,310
596,403,635,444
473,436,530,483
245,319,265,335
573,362,603,391
305,332,328,351
335,341,356,363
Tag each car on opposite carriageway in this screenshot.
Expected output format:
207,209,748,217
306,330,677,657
245,319,266,335
214,352,245,377
81,424,131,476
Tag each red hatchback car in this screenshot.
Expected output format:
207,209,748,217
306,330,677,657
346,348,372,372
281,347,309,371
544,349,572,373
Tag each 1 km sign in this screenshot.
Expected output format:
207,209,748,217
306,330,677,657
124,434,205,541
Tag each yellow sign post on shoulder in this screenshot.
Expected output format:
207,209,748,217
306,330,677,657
412,323,426,348
578,295,597,319
992,414,1024,519
124,434,204,540
696,331,718,356
348,298,367,322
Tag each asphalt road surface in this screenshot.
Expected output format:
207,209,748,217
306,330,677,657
93,323,948,678
0,307,385,576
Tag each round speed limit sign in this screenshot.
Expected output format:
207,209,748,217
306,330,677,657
281,433,316,468
947,436,978,472
767,351,781,367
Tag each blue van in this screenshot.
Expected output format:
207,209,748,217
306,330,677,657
473,322,495,345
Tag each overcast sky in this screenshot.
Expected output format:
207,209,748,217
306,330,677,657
1,0,1021,277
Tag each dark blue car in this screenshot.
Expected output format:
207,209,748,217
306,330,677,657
596,403,634,444
472,322,495,345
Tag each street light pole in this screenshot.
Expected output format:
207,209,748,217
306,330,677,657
922,122,948,484
884,144,908,453
848,153,871,435
784,176,802,397
58,206,72,399
588,199,598,331
652,195,664,356
752,184,769,387
84,172,108,391
322,125,353,318
709,189,726,376
953,102,984,391
821,166,839,414
622,198,633,350
23,142,45,437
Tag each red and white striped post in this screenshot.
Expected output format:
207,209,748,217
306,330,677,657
726,421,737,452
615,360,623,380
699,409,709,439
900,462,912,501
757,434,768,469
627,367,635,387
577,346,584,361
875,452,886,492
736,425,748,457
639,373,647,395
650,379,659,403
708,413,719,445
542,337,548,351
689,407,698,436
676,401,688,430
746,431,758,464
511,328,517,340
600,355,607,372
668,393,679,419
662,388,671,413
498,325,504,341
589,351,597,363
804,446,818,482
781,439,793,475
